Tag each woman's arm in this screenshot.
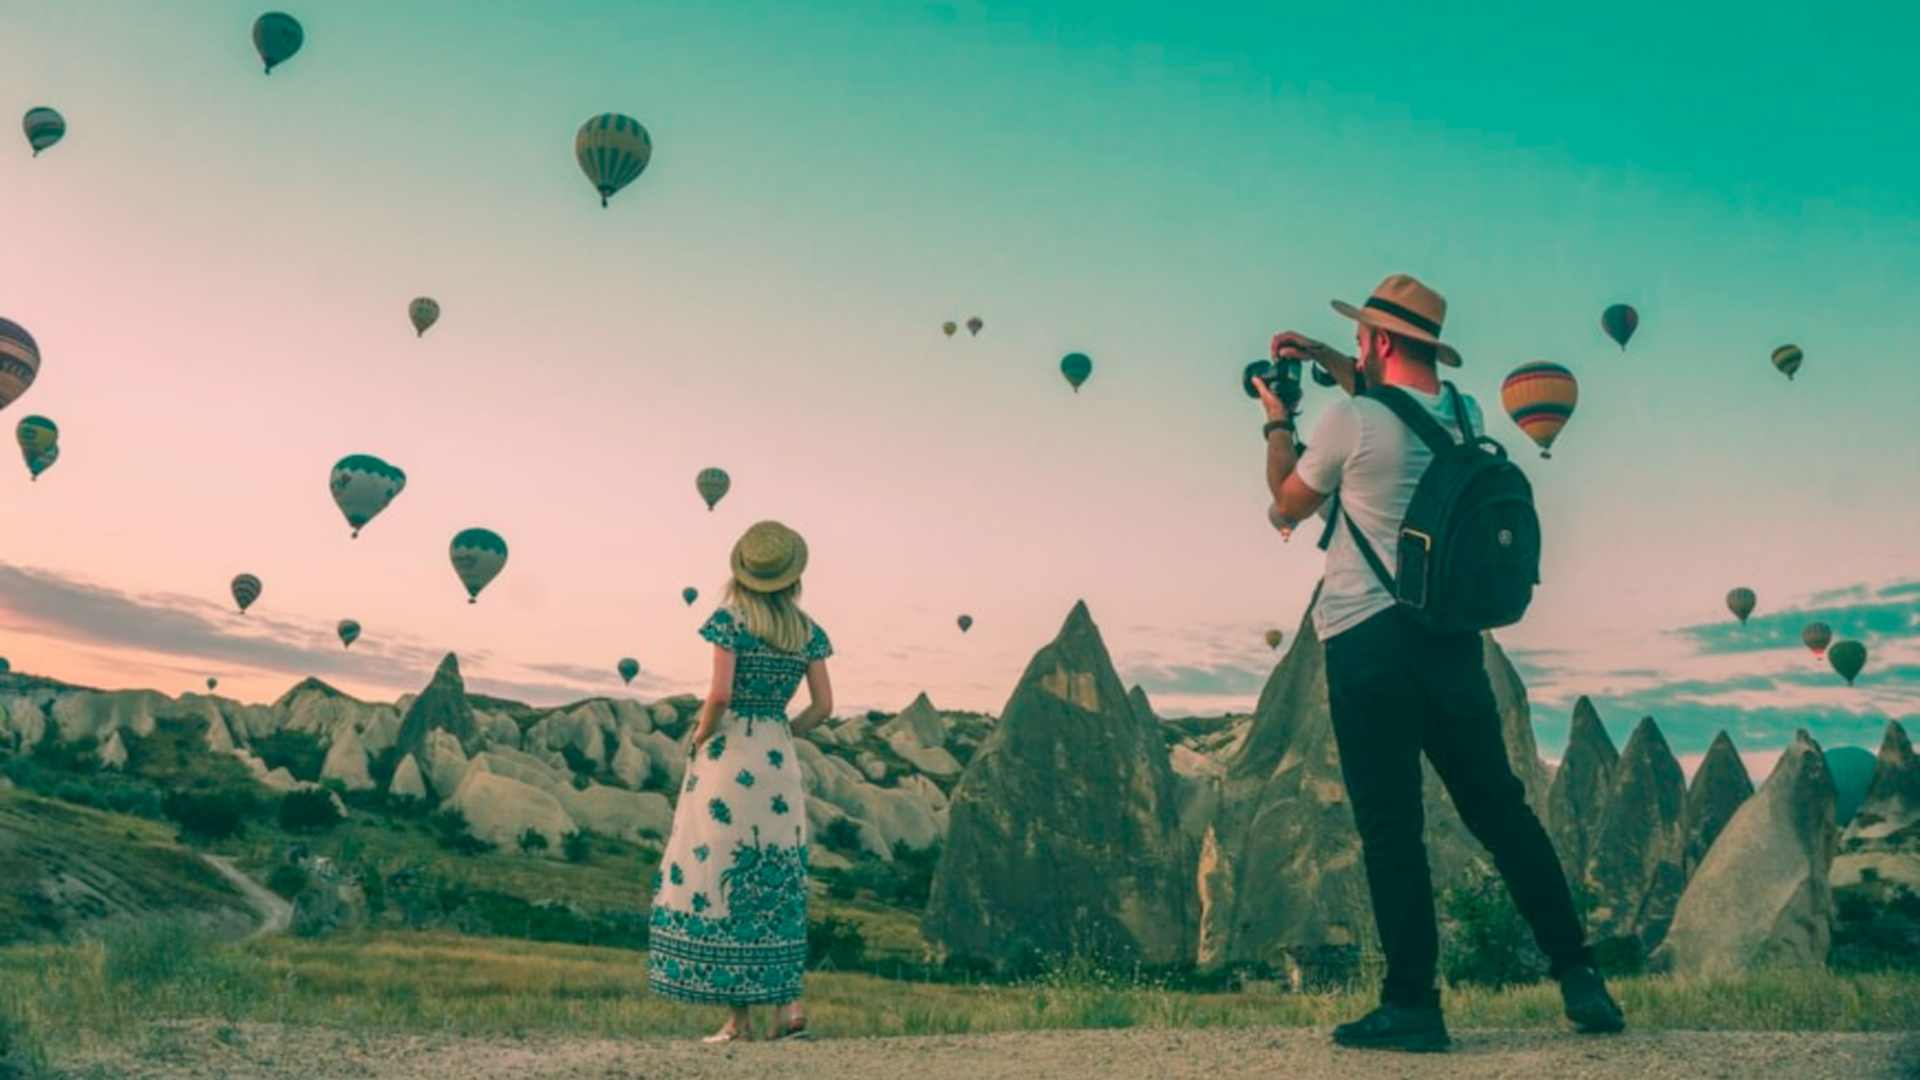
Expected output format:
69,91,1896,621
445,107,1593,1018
788,660,834,736
689,644,735,751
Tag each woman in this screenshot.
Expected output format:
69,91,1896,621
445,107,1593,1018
648,520,834,1043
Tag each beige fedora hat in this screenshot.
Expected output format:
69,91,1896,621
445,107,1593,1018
731,520,808,593
1330,273,1463,367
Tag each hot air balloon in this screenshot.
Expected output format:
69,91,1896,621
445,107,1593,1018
1264,629,1284,651
0,318,42,412
1825,746,1878,826
966,317,983,337
252,12,304,75
1725,587,1756,624
1801,622,1832,659
16,416,57,480
957,614,973,633
206,677,219,692
1772,344,1804,381
23,108,64,157
942,321,958,338
682,586,698,606
1828,639,1866,686
231,573,262,614
450,528,507,603
618,658,640,685
1501,362,1579,458
1060,352,1093,392
0,658,10,674
1268,503,1293,540
1601,304,1638,350
575,113,652,208
337,619,361,649
329,455,407,538
409,297,440,337
696,467,730,511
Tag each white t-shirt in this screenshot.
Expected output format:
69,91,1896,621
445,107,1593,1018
1292,384,1487,641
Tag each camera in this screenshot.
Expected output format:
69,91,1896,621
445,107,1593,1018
1243,354,1336,408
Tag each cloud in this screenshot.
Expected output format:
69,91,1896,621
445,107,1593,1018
1118,661,1270,699
1676,587,1920,656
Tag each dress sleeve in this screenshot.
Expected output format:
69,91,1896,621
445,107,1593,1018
805,622,834,662
1294,397,1361,496
698,608,739,652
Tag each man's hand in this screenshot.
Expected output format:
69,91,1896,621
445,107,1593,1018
1250,366,1292,423
1271,331,1360,396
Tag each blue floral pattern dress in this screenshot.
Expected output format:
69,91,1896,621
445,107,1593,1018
647,606,833,1005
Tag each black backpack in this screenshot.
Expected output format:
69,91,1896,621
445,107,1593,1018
1316,383,1541,634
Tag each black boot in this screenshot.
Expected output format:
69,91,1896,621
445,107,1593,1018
1559,966,1626,1034
1331,1002,1450,1053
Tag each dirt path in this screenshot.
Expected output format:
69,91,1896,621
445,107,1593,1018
63,1022,1919,1080
200,855,292,939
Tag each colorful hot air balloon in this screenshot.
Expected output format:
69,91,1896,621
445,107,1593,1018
942,321,958,338
575,113,652,208
682,586,699,606
957,614,973,633
1501,361,1578,458
1060,352,1093,392
1828,639,1867,686
450,528,508,603
409,297,440,337
1772,344,1804,381
966,317,983,337
0,658,10,674
206,677,219,692
1264,629,1284,651
1725,587,1756,624
0,318,42,412
231,573,262,614
618,657,640,685
1801,622,1832,659
16,415,57,481
1268,503,1293,540
696,467,730,511
1601,304,1638,350
23,108,65,157
337,619,361,649
330,454,407,538
252,12,304,75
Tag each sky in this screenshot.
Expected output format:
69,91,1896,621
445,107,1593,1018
2,0,1916,771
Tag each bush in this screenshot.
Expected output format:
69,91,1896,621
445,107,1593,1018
518,828,550,855
266,864,310,901
250,730,327,783
429,808,495,856
161,789,250,841
561,830,591,864
278,789,344,833
807,915,866,970
1440,874,1546,989
820,817,864,855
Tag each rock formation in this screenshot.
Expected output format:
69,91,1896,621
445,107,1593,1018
924,601,1196,971
1681,730,1754,877
1582,716,1686,950
393,654,484,760
1842,721,1919,853
1546,696,1619,883
1656,731,1839,976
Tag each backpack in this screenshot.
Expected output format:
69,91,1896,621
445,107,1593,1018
1315,382,1541,634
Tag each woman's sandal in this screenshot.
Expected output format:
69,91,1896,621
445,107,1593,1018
768,1016,810,1041
701,1026,750,1044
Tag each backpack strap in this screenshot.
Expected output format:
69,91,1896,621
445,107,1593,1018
1365,384,1461,455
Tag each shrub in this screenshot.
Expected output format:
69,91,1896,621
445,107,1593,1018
561,830,591,864
250,730,327,782
1440,874,1546,989
820,817,864,855
266,864,309,901
278,789,344,833
518,828,550,855
429,808,495,856
807,915,866,970
161,789,249,841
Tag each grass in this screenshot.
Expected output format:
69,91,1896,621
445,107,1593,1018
1,924,1916,1071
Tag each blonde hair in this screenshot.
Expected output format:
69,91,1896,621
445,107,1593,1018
723,577,815,655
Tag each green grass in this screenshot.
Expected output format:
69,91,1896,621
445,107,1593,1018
1,925,1915,1071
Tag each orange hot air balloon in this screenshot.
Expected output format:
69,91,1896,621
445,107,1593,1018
1801,622,1832,659
1500,362,1578,458
1726,587,1756,624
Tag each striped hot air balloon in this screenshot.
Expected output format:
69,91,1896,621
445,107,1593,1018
1772,344,1804,381
575,113,652,208
337,619,361,649
450,528,508,603
329,454,407,538
1500,361,1579,458
1601,304,1638,350
16,416,57,481
231,573,262,614
409,297,440,337
618,658,640,685
696,467,730,511
1061,352,1093,392
1726,587,1756,624
0,318,42,412
252,12,304,75
23,108,65,156
1801,622,1832,659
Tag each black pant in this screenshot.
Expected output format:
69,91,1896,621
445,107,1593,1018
1325,606,1594,1009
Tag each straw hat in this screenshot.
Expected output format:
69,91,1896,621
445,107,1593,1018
730,520,808,593
1331,273,1463,367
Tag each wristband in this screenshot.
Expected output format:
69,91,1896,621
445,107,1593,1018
1262,418,1295,439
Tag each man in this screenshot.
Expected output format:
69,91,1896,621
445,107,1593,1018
1254,273,1625,1052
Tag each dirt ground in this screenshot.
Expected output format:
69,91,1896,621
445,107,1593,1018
60,1022,1920,1080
